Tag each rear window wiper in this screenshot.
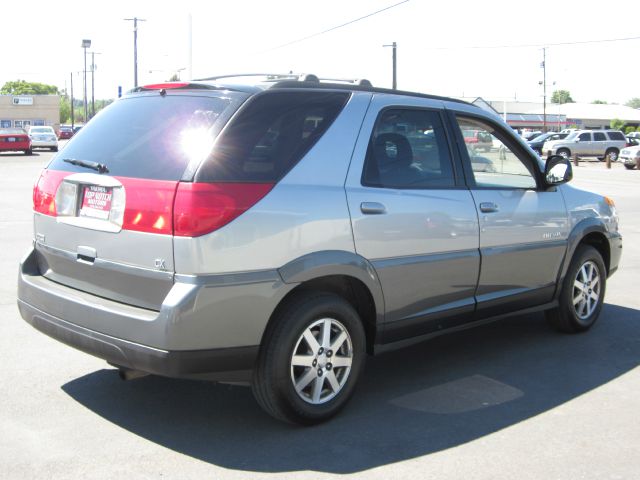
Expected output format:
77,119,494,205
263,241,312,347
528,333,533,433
63,158,109,174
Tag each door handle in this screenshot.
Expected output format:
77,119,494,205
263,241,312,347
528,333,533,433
360,202,387,215
479,202,499,213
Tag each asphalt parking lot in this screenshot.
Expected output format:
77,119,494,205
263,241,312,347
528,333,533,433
1,147,638,479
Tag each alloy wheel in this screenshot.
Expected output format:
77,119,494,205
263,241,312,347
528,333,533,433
572,260,601,320
290,318,353,405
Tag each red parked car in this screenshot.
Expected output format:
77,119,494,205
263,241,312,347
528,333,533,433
0,128,32,155
463,129,493,152
58,126,74,140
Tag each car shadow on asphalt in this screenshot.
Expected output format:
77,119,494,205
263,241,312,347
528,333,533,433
62,304,640,474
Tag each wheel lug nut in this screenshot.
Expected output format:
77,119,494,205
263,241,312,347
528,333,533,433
326,350,332,357
318,348,324,354
317,368,323,376
312,360,317,367
327,363,332,370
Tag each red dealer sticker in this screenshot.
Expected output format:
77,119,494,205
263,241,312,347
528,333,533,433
79,185,113,220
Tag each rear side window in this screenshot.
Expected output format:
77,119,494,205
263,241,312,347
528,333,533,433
607,131,625,141
593,132,606,141
48,94,242,180
195,91,350,182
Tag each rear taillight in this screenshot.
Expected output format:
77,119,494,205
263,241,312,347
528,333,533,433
173,183,273,237
119,178,178,235
33,170,68,215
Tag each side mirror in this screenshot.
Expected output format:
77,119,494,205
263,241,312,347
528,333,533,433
545,155,573,186
574,138,580,143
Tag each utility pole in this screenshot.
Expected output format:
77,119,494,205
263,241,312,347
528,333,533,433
124,17,146,88
383,42,397,90
543,47,547,132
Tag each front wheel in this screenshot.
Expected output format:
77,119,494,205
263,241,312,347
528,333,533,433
252,293,366,425
546,245,606,333
557,148,571,159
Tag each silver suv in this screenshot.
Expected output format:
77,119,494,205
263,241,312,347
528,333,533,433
17,74,622,424
543,129,627,161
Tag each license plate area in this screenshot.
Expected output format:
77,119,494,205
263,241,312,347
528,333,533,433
54,173,125,233
80,185,113,220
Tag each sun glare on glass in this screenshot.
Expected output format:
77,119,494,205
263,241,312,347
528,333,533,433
179,127,213,161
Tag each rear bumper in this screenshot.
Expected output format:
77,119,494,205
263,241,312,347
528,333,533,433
31,140,58,148
17,299,258,382
17,247,292,381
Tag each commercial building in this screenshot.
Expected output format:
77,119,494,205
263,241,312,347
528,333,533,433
0,95,60,131
468,98,640,131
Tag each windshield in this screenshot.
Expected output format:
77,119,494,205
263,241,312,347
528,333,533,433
31,127,53,134
48,92,247,180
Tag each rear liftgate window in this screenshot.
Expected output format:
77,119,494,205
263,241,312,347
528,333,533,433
48,94,240,180
195,91,350,183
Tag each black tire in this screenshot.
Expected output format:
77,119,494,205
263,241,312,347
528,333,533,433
24,149,32,155
252,292,366,425
546,245,606,333
51,147,58,152
557,148,571,159
624,164,636,170
605,148,619,162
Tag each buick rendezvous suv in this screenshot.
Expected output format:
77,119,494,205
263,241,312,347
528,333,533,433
17,74,622,424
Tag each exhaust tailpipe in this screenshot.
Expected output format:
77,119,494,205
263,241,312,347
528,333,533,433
118,367,150,381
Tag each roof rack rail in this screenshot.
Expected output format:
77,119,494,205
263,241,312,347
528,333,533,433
193,73,299,81
193,73,373,87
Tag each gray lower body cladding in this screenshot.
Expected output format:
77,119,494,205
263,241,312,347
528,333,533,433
17,247,294,381
17,300,258,382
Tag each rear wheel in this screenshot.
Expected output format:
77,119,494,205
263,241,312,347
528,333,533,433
546,245,606,333
252,293,366,425
624,163,636,170
605,148,619,162
24,149,32,155
51,147,58,152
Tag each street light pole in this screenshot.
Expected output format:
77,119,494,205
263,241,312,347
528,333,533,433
90,52,101,118
125,17,146,88
81,39,91,124
383,42,397,90
541,47,547,133
70,72,74,128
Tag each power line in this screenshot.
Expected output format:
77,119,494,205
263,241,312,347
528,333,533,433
424,35,640,51
262,0,410,52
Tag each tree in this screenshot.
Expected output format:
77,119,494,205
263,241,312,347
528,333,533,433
0,80,59,95
59,97,71,124
592,100,608,104
551,90,574,104
610,119,625,130
625,98,640,109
